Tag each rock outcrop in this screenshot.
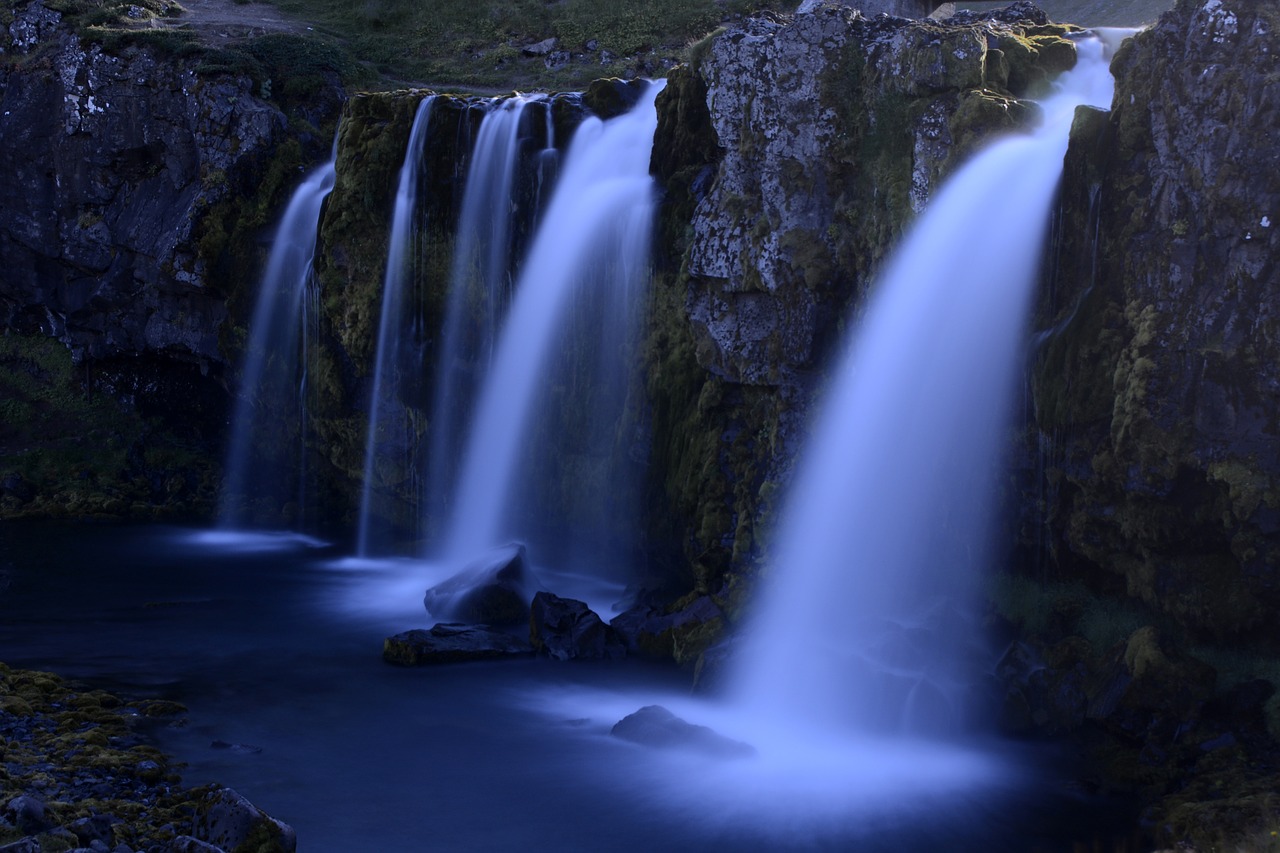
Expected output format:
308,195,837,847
644,2,1076,592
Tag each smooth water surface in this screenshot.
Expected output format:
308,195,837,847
0,524,1134,852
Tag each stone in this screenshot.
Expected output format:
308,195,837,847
797,0,952,18
68,815,115,847
521,37,558,57
191,787,295,853
423,544,537,626
529,592,625,660
0,839,41,853
1,475,35,503
611,705,756,759
4,796,48,834
611,595,724,662
383,624,534,665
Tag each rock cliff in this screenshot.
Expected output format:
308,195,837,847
0,1,341,519
1003,0,1280,836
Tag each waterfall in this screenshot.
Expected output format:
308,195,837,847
729,36,1119,739
219,151,337,529
356,96,436,557
426,95,551,533
442,81,664,561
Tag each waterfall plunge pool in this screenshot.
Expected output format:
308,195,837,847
0,522,1139,851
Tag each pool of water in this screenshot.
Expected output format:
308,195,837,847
0,522,1138,851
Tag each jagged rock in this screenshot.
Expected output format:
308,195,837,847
611,705,756,759
529,592,625,660
0,838,41,853
191,786,295,853
522,37,558,56
423,544,537,626
611,596,724,663
1027,0,1280,637
383,624,534,665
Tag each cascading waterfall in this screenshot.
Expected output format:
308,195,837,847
355,96,436,556
219,152,336,529
728,35,1120,743
442,81,664,561
426,95,552,531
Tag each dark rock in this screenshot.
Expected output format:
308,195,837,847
529,592,625,660
611,595,724,663
611,705,756,759
210,740,263,755
383,624,534,665
423,544,537,626
0,838,41,853
69,815,115,847
1,475,35,504
192,786,295,853
582,77,650,119
4,796,49,834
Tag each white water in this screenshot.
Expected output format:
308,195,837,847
356,96,436,556
219,153,336,528
427,95,549,531
722,32,1120,756
443,81,664,559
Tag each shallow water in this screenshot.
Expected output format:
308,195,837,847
0,523,1136,851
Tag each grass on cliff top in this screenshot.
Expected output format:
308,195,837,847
253,0,786,90
957,0,1175,27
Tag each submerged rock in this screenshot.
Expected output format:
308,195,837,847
423,544,537,626
611,705,756,759
529,592,625,660
382,624,534,665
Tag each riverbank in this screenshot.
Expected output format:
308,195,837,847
0,663,293,853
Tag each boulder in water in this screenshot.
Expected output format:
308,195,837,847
610,595,724,663
611,705,756,759
383,624,534,665
529,592,625,660
423,543,536,626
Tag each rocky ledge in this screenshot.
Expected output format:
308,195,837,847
0,663,294,853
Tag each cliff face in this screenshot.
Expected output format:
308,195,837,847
645,1,1075,595
999,0,1280,835
1031,0,1280,638
0,1,340,519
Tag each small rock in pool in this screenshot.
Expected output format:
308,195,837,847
211,740,263,755
611,705,756,760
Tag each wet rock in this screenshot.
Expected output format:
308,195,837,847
611,595,724,663
529,592,625,660
423,544,537,626
191,786,295,853
611,705,756,759
210,740,263,755
383,624,534,665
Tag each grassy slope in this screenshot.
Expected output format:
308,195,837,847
957,0,1175,26
256,0,786,90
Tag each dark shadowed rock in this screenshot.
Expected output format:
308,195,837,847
529,592,625,660
4,796,49,834
192,786,295,853
423,544,537,626
67,814,114,847
383,624,534,665
611,705,756,759
611,595,724,662
0,838,41,853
